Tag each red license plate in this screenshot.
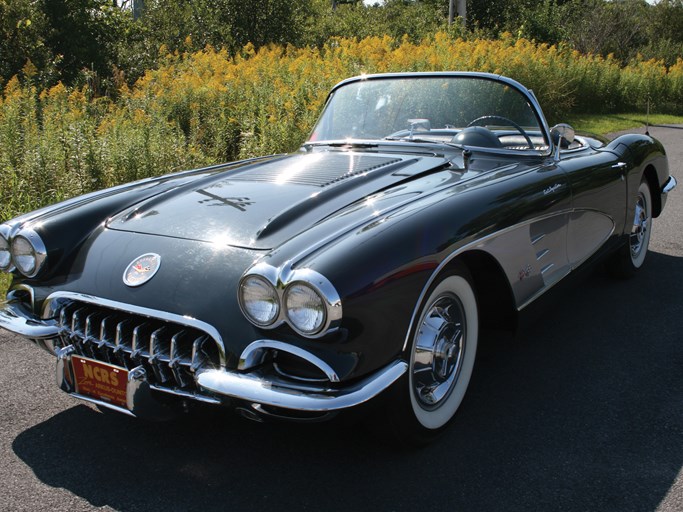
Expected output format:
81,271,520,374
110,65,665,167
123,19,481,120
71,356,129,409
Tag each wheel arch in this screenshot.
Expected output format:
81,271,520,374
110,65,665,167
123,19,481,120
642,164,662,217
455,250,518,334
412,249,518,340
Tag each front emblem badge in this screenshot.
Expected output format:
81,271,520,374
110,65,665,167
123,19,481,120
123,253,161,287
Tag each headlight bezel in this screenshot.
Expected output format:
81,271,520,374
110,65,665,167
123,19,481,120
0,227,12,272
238,274,281,327
238,263,342,339
283,281,328,336
1,225,47,278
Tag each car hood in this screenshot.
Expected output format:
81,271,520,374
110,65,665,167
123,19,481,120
107,151,454,249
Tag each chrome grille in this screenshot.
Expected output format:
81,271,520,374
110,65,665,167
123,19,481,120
54,300,221,398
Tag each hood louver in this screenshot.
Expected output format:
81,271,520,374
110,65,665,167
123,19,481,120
227,153,402,187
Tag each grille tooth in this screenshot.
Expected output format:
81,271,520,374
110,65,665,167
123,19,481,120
115,319,135,352
84,312,104,340
71,307,88,336
149,326,172,360
131,322,153,360
149,326,173,384
54,300,222,398
85,311,113,362
100,315,119,345
59,307,69,332
169,330,194,388
191,335,215,373
98,315,121,365
170,330,192,364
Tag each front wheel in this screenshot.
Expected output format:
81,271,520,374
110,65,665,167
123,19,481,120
385,269,479,444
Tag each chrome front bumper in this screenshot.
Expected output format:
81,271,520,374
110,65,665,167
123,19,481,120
197,360,407,413
1,296,407,418
0,297,59,340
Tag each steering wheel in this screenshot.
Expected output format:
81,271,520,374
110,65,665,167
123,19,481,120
466,115,535,149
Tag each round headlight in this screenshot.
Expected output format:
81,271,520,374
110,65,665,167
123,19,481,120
239,275,280,326
0,235,10,271
10,229,47,277
284,283,326,335
11,236,37,276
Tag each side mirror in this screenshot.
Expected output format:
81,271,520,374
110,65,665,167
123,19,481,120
550,123,575,161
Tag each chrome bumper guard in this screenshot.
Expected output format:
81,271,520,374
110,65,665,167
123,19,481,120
197,360,407,412
662,175,677,194
56,345,180,420
0,298,59,340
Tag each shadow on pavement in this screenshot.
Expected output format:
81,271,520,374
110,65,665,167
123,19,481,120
12,251,683,512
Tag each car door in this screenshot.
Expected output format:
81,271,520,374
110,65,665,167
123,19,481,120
556,147,627,268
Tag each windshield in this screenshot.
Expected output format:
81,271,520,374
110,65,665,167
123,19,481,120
309,75,548,152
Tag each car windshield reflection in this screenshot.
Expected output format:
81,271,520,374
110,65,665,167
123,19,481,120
309,74,549,153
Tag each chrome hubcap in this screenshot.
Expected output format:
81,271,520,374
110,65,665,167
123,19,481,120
412,295,465,409
630,194,649,259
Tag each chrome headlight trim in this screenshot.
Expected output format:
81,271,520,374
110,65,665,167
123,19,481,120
0,226,12,272
284,281,327,336
238,263,342,339
238,274,281,327
10,227,47,277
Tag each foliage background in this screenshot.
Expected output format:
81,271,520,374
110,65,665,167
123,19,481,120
1,0,683,223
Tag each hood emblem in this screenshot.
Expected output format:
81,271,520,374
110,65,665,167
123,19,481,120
123,253,161,287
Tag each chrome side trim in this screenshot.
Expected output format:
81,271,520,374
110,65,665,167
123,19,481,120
238,339,340,383
531,233,546,245
0,297,59,339
197,359,407,412
401,209,577,352
663,176,677,194
42,291,226,367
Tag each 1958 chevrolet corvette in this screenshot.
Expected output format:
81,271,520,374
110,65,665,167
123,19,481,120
0,72,677,443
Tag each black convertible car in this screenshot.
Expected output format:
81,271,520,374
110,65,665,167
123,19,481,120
0,72,676,443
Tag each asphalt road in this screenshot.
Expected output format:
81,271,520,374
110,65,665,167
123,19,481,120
0,126,681,512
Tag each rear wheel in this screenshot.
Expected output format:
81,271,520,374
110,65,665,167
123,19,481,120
610,179,652,277
386,269,479,444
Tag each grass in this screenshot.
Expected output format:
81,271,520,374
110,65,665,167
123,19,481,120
567,113,683,136
0,274,10,298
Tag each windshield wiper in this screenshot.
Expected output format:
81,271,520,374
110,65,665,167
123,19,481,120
303,141,379,150
383,136,439,143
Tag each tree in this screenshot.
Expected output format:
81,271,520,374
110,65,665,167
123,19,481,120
448,0,466,25
0,0,53,86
